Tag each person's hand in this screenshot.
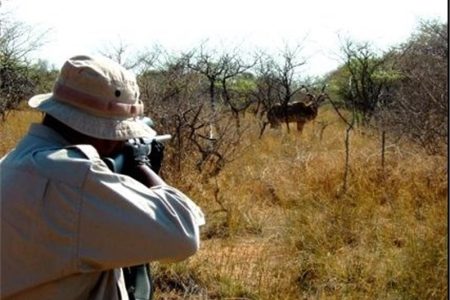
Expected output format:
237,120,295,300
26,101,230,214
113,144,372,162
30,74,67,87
121,142,165,187
122,142,151,168
148,140,165,174
125,163,166,187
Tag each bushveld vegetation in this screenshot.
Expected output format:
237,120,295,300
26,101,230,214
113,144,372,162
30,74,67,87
1,106,447,299
0,11,447,300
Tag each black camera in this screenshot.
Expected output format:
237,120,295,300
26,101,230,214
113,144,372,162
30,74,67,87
102,117,171,174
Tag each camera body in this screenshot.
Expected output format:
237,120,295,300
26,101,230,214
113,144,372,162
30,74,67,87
102,117,171,174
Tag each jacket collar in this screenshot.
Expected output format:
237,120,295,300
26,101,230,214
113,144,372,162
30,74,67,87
28,123,71,146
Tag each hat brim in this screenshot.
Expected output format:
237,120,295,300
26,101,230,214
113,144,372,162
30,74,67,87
29,93,156,141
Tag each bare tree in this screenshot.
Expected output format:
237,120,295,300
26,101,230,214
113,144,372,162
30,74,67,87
0,14,48,61
98,40,160,74
217,52,255,128
251,52,279,119
186,44,255,138
274,46,307,133
186,45,224,114
136,49,245,179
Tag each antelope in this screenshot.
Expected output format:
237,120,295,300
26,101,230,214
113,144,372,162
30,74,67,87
262,91,328,135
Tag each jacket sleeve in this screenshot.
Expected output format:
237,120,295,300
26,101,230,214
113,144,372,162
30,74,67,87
73,146,205,272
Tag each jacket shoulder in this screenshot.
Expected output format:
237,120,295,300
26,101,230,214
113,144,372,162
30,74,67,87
31,145,101,188
65,144,101,160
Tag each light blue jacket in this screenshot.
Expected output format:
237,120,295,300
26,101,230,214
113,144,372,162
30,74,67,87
0,124,205,300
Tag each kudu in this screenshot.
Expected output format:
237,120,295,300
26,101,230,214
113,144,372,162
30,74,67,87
262,91,328,136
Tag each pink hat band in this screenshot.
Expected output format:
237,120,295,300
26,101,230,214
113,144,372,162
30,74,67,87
53,82,144,118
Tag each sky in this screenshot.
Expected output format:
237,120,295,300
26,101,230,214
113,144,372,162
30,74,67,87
2,0,448,76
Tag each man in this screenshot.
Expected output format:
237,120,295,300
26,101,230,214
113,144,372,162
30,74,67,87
0,55,205,299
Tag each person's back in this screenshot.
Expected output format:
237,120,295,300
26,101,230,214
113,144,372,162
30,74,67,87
0,55,205,300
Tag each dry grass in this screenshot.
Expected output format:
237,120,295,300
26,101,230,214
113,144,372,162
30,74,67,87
1,108,447,300
0,109,43,155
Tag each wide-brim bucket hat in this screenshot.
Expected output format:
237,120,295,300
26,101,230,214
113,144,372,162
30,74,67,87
29,55,156,141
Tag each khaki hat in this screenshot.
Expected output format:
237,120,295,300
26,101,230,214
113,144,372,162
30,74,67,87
29,55,156,141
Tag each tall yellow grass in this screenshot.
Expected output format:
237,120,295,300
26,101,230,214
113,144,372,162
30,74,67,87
0,109,43,155
1,108,447,299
